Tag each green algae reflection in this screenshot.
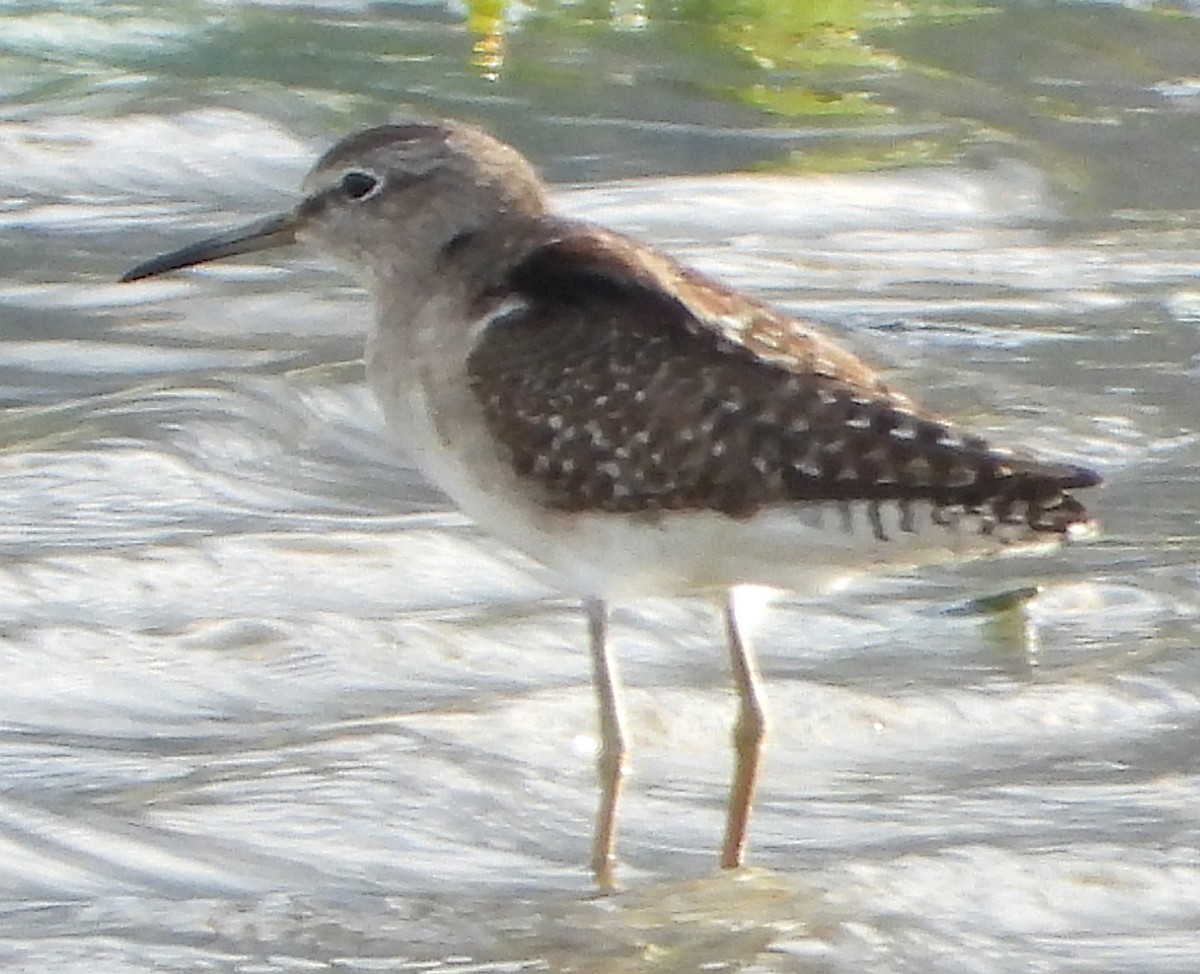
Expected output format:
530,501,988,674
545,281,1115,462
464,0,986,121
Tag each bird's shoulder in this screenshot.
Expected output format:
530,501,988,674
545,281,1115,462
496,220,899,403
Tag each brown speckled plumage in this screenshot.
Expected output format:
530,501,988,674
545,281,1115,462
467,223,1098,539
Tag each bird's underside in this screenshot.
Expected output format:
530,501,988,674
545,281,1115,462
466,221,1100,542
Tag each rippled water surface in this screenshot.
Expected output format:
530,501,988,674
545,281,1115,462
3,2,1200,971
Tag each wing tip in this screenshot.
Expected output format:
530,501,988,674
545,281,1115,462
1060,463,1103,491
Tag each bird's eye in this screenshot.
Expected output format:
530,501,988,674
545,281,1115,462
340,171,379,200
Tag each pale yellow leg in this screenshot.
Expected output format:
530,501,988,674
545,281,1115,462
585,598,627,891
720,588,769,869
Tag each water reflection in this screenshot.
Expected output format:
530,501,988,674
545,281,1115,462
462,0,985,123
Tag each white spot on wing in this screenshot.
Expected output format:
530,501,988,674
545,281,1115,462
466,295,530,349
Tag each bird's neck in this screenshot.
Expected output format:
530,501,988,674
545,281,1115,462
373,208,547,325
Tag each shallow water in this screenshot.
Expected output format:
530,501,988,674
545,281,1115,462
3,1,1200,971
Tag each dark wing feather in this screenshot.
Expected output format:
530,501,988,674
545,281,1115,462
466,223,1099,532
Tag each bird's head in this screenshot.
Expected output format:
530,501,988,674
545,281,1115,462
121,119,549,285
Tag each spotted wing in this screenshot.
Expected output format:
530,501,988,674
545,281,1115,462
466,224,1099,534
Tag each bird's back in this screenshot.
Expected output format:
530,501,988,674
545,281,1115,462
465,221,1099,567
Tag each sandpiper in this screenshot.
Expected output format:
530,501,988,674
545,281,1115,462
121,118,1100,889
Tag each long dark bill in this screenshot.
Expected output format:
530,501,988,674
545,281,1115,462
119,212,299,283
